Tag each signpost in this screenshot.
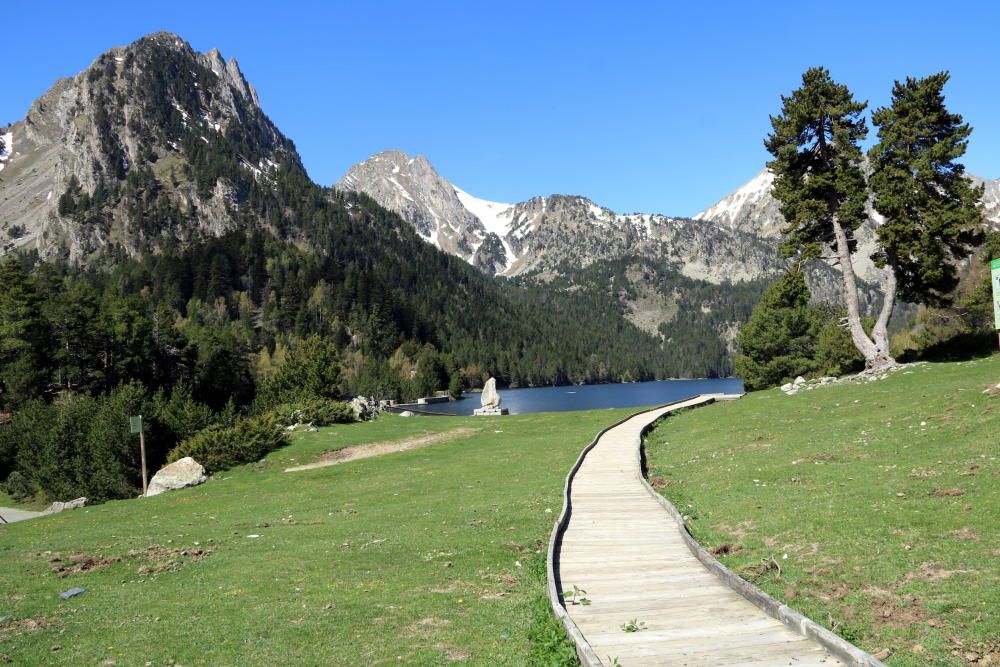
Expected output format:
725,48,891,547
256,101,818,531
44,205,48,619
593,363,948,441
992,258,1000,350
130,415,148,496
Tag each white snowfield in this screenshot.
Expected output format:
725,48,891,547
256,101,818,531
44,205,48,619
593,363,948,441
453,186,518,271
0,130,13,173
693,169,774,227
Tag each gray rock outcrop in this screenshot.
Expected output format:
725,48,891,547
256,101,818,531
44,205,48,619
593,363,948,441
350,396,380,421
0,32,291,262
45,497,88,513
146,457,207,497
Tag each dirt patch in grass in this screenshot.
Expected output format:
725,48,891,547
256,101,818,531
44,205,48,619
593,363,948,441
129,545,212,575
930,487,966,497
708,542,742,556
901,561,976,584
406,617,451,637
285,428,479,471
434,644,471,661
867,589,926,627
0,616,47,642
49,553,122,577
648,475,682,490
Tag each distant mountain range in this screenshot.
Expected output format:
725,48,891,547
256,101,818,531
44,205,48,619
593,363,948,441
0,31,996,380
337,152,999,286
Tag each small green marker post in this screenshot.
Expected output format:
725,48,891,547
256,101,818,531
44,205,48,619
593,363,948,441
130,415,148,496
991,258,1000,351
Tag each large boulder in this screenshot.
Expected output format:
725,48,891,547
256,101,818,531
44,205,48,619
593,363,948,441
45,497,87,513
480,378,501,409
146,457,207,497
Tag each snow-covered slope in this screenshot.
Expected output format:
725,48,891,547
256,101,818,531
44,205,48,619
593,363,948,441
0,130,12,172
336,151,517,273
693,170,784,237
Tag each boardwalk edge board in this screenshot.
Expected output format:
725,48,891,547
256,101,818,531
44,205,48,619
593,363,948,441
634,397,887,667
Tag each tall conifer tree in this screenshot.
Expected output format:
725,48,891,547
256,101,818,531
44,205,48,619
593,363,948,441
764,68,890,368
868,72,984,354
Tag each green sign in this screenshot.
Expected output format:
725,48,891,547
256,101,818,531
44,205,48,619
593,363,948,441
992,258,1000,330
129,415,143,434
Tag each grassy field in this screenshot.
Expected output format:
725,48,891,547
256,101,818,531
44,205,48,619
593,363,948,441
0,407,640,665
645,356,999,666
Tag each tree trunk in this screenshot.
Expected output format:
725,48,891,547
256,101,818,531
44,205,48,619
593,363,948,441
870,256,898,370
830,215,882,368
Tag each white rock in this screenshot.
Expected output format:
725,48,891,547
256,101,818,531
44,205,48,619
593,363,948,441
794,376,806,385
146,457,207,497
480,377,501,409
399,410,415,417
780,383,793,392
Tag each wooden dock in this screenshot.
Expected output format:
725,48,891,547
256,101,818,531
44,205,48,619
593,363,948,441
551,396,868,666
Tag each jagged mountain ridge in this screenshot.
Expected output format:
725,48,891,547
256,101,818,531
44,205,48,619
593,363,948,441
338,152,998,296
0,32,294,260
336,150,783,284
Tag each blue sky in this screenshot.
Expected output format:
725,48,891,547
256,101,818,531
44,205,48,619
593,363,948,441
5,1,998,216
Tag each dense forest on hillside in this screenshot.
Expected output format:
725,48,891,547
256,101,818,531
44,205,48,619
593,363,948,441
531,257,770,377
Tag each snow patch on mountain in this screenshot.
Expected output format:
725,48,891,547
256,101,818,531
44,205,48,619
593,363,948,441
693,170,777,233
453,186,512,237
0,130,12,173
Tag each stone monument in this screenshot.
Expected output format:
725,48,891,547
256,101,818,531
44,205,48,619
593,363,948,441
474,377,509,416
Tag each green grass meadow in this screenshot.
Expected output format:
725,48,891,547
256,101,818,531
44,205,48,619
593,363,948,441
2,357,996,666
0,408,637,665
645,356,999,666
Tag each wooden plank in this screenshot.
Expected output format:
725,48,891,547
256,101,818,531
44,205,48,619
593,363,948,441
556,403,848,666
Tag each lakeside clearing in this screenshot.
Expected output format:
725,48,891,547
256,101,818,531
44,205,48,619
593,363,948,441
0,408,634,665
1,356,995,665
645,356,999,666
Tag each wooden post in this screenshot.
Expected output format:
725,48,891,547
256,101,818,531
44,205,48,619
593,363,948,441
140,428,148,497
131,415,148,496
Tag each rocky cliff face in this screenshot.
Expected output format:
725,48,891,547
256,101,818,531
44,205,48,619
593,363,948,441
0,32,294,261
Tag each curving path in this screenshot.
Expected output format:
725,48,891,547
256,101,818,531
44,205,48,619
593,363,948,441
552,395,854,666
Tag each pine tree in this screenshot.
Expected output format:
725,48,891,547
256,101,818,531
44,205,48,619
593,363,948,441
734,268,823,390
0,259,50,407
764,68,891,369
868,72,984,355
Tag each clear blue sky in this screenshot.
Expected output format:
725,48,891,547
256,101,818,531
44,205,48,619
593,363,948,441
5,1,998,216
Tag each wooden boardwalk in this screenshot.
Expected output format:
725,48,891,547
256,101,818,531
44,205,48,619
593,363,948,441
555,396,848,666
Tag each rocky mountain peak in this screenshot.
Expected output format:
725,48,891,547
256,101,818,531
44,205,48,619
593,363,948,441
336,150,497,269
0,31,292,261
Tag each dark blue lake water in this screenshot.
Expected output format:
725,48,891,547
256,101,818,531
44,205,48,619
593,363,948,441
398,378,744,416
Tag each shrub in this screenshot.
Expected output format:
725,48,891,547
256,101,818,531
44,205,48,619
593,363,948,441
814,311,864,376
1,470,35,501
269,398,355,427
255,336,343,410
153,382,231,443
8,383,170,503
168,415,288,474
735,269,822,390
